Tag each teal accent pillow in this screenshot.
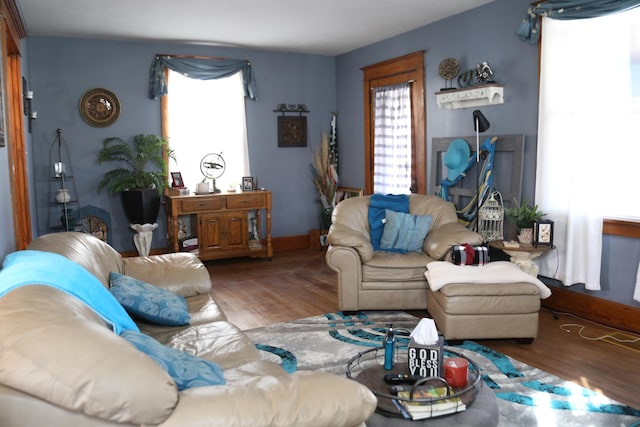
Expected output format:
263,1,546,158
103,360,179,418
368,194,410,250
109,272,191,326
121,330,226,390
380,209,433,253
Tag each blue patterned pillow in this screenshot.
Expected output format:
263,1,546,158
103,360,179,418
109,272,190,326
380,209,433,253
121,330,226,390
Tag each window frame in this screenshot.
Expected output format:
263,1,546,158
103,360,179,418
361,51,426,195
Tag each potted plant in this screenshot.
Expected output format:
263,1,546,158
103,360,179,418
505,198,545,244
97,134,175,225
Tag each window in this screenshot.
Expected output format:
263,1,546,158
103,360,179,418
164,70,250,192
535,8,640,290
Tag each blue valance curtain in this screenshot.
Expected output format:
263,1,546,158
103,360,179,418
517,0,640,43
149,55,258,100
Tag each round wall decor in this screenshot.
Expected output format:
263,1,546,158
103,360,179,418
79,88,120,127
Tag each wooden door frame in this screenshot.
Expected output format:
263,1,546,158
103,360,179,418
362,51,426,195
2,0,29,249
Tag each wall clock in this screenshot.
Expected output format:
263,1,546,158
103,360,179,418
79,88,120,127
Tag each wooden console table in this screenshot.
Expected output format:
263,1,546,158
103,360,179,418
165,190,272,261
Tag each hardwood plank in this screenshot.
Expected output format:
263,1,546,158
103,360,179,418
205,249,640,409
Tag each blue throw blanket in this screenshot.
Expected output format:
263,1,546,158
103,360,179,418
368,194,410,250
0,250,138,334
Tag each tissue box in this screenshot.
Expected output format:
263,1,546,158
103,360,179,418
407,336,444,378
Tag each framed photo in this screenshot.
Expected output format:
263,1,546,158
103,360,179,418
277,116,307,147
242,176,254,192
170,172,185,188
336,186,363,202
533,219,554,247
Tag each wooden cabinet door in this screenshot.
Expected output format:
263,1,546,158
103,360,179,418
226,213,248,250
199,213,225,252
199,212,248,255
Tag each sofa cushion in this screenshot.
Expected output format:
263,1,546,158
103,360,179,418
27,231,123,288
380,209,433,253
109,272,191,326
121,330,226,390
363,251,432,283
0,250,138,334
138,293,228,343
0,286,178,425
123,252,212,297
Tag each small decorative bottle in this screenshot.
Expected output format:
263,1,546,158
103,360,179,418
383,323,395,370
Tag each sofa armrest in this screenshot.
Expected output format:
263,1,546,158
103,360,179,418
123,253,211,297
159,371,376,427
326,223,374,263
423,222,484,260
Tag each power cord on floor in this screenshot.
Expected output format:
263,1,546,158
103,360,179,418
546,308,640,344
559,323,640,344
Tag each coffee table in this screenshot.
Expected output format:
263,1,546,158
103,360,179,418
347,346,499,426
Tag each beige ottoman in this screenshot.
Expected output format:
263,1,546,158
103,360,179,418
427,281,542,342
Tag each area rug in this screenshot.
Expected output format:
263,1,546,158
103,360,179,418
245,311,640,427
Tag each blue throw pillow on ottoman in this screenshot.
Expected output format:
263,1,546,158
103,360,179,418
109,272,191,326
121,330,226,390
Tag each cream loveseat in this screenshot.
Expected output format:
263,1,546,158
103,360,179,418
0,232,376,427
326,195,550,341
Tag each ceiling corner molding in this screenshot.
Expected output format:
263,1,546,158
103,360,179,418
2,0,27,39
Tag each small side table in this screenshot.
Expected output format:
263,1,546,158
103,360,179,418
489,240,554,277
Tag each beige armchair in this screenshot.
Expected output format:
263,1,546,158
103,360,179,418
325,195,483,312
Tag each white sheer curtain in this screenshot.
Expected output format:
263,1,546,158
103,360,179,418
536,10,640,291
167,70,250,192
373,83,412,194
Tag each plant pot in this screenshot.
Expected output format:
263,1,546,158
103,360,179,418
121,189,161,225
517,228,533,244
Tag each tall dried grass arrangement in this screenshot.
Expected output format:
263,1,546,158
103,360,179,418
311,133,338,210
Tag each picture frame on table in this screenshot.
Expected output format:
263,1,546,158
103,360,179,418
170,172,185,188
242,176,254,192
533,219,554,247
336,186,364,202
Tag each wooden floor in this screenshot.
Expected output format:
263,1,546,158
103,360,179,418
206,248,640,409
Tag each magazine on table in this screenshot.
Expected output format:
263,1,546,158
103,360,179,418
392,386,466,420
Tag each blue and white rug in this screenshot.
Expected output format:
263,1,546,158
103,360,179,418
245,311,640,427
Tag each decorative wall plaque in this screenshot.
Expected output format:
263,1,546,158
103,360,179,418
278,116,307,147
274,103,310,147
79,88,121,127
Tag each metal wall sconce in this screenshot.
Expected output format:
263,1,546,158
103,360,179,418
23,77,37,133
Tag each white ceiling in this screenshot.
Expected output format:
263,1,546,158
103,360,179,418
16,0,495,56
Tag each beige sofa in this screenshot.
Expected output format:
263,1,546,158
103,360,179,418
326,195,549,342
0,232,376,427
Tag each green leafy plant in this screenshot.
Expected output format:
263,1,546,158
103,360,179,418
505,198,545,229
97,134,175,194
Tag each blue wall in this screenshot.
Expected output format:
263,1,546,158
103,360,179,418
17,0,639,308
26,37,335,252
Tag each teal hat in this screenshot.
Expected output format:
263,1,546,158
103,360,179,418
444,138,470,181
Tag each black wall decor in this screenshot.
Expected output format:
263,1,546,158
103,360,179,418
274,103,309,147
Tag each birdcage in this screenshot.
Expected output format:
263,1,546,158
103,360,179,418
478,191,504,242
